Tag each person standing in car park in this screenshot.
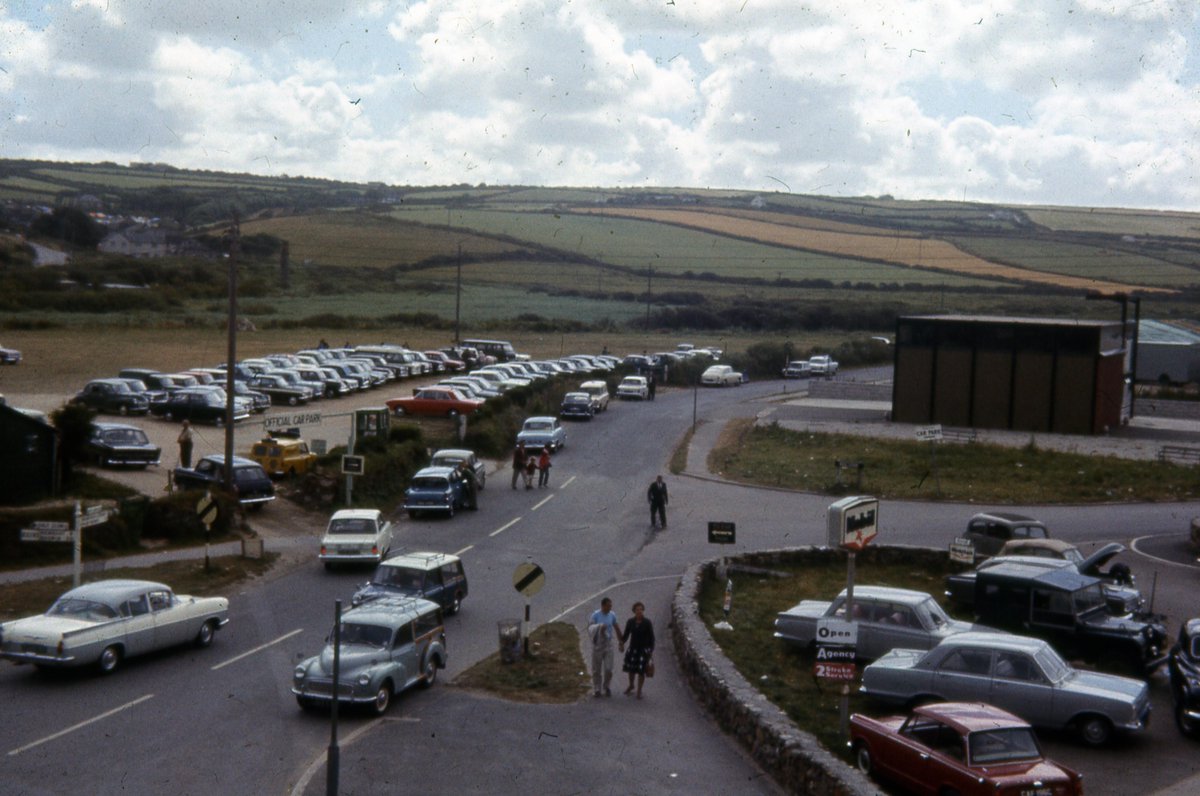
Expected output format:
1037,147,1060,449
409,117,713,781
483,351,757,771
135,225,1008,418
177,420,194,468
648,474,668,528
537,445,552,488
511,442,526,489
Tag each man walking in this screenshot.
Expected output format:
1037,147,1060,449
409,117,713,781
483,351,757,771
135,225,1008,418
587,597,623,697
648,474,668,529
511,442,526,489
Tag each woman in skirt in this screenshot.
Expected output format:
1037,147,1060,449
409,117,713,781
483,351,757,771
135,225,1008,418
620,602,655,698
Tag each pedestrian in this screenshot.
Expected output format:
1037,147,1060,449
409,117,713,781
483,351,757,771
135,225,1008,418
587,597,624,697
648,474,668,529
511,443,526,489
648,375,656,401
177,419,194,468
620,602,655,699
457,461,479,510
537,445,552,487
523,455,537,489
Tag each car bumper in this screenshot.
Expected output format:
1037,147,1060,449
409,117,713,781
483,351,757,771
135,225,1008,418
0,649,77,666
319,552,384,563
237,494,276,506
405,503,453,512
292,684,375,704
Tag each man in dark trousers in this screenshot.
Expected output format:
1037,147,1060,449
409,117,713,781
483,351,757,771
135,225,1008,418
647,374,656,401
647,474,668,529
511,443,526,489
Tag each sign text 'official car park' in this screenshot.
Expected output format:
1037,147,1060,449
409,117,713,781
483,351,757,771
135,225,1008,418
264,411,322,430
915,424,943,442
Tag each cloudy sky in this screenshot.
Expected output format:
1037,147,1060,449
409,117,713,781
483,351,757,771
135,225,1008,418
2,1,1197,209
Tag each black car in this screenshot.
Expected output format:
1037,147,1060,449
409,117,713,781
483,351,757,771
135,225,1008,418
87,422,161,468
173,455,275,506
247,374,310,406
118,368,186,394
559,391,595,420
73,379,151,416
150,388,250,424
1169,617,1200,738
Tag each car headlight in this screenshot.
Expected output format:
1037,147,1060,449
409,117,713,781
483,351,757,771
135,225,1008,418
294,665,307,681
357,673,371,686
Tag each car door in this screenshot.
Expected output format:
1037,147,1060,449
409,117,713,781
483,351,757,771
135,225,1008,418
391,621,418,690
118,593,158,656
861,602,926,659
988,651,1055,727
930,647,994,702
148,589,190,647
883,717,942,795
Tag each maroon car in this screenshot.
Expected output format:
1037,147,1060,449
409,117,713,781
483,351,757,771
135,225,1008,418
385,386,483,418
850,702,1084,796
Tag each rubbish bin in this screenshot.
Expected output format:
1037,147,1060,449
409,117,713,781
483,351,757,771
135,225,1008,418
497,619,522,664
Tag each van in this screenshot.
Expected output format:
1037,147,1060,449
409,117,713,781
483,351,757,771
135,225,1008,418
461,338,519,362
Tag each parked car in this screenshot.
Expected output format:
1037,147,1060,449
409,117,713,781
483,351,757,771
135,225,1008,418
860,632,1152,746
352,551,468,614
86,422,161,468
782,360,812,378
116,377,168,407
808,354,839,376
0,579,228,674
0,343,21,364
117,369,183,394
428,448,487,490
73,378,150,416
386,387,483,418
616,375,650,400
774,586,992,661
318,509,394,570
850,702,1084,796
292,596,446,715
247,374,311,406
248,435,318,478
957,559,1167,674
403,466,468,518
1169,617,1200,738
700,364,743,386
961,511,1049,561
229,380,272,413
424,350,465,371
149,388,250,425
578,380,610,412
998,538,1135,585
173,455,275,507
516,416,566,451
946,553,1145,616
560,391,596,420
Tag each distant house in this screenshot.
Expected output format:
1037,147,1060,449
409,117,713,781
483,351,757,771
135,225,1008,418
1136,320,1200,384
0,403,58,504
98,225,176,258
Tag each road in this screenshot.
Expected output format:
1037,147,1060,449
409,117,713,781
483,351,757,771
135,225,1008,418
3,374,1200,795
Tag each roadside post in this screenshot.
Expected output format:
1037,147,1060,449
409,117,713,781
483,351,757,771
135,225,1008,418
327,599,342,796
826,495,879,736
512,560,546,658
20,502,112,587
708,521,736,630
196,492,218,572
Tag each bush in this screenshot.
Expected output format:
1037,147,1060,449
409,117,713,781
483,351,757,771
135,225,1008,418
143,489,237,543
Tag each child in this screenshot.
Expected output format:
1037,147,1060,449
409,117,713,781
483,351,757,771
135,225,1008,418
523,455,537,489
537,445,552,487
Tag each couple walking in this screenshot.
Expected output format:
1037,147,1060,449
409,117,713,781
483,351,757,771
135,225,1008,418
511,442,553,489
588,597,655,699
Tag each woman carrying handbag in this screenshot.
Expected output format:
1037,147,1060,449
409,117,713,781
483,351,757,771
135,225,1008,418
619,601,655,699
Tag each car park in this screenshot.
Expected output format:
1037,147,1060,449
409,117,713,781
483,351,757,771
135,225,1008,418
248,435,318,478
292,596,446,715
782,360,812,378
700,364,743,386
0,579,228,674
774,586,991,661
424,350,465,371
318,508,394,570
850,702,1084,796
118,369,184,394
1169,617,1200,738
860,632,1152,746
352,551,468,613
294,365,349,399
73,378,151,416
956,559,1167,673
428,448,487,490
579,380,610,412
961,511,1049,561
516,416,566,451
87,422,161,468
616,375,650,400
560,391,595,420
173,455,275,506
403,466,468,518
946,552,1145,616
386,386,484,417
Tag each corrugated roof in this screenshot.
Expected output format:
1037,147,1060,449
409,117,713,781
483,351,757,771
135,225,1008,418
1138,319,1200,346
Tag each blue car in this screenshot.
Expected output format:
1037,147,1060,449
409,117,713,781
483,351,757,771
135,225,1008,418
404,467,468,518
516,416,566,451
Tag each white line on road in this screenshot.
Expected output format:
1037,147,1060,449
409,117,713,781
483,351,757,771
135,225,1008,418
211,628,304,671
490,517,522,537
560,475,576,488
549,574,685,623
9,694,155,756
289,716,419,796
531,494,554,511
454,544,475,556
1130,533,1199,570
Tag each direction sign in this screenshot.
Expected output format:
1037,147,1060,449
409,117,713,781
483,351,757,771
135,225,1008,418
264,411,322,430
31,520,69,532
813,661,857,681
79,511,110,528
707,521,736,545
21,527,73,543
512,562,546,597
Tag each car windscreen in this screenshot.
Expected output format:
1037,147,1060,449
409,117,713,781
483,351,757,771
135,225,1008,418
338,622,392,648
1073,583,1107,615
233,467,264,484
102,428,149,445
430,454,463,468
328,518,375,534
524,421,553,430
1034,645,1070,683
47,597,118,621
373,567,423,591
968,727,1042,764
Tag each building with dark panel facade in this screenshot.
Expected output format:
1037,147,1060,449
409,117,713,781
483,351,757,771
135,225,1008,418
0,403,58,504
892,315,1133,435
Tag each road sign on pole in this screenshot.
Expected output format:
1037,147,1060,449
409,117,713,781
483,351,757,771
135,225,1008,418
197,492,218,571
512,562,545,658
20,527,73,543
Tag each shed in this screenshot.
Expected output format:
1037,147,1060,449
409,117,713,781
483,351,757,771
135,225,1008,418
0,403,58,504
1135,319,1200,384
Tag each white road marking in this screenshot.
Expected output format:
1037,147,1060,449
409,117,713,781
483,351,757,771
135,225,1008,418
211,628,304,671
490,517,522,537
454,544,474,556
1130,533,1199,570
531,494,554,511
560,475,576,488
549,574,685,623
9,694,155,756
289,716,419,796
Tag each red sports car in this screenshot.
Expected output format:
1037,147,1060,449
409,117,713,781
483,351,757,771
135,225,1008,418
850,702,1084,796
385,387,483,417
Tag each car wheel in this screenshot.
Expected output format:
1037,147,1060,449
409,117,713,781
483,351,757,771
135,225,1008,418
1176,697,1200,737
214,415,224,427
287,396,299,406
195,620,217,648
118,405,129,416
449,595,461,615
419,655,438,688
1078,714,1113,746
478,472,486,491
447,503,455,519
393,406,406,416
97,645,122,674
853,742,872,774
371,682,393,716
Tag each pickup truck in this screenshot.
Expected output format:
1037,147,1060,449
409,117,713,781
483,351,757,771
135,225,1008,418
808,354,839,376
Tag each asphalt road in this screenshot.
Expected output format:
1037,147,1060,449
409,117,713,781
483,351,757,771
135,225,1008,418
4,373,1200,795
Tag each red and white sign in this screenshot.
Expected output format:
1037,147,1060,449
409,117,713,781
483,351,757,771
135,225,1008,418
813,661,857,681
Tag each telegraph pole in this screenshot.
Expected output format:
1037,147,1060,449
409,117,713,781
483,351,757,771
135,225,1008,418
455,243,462,346
224,215,239,493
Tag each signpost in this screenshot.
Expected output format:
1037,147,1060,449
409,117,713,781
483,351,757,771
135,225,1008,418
948,537,976,564
826,496,879,737
916,424,944,496
512,561,545,657
197,492,218,571
19,502,115,586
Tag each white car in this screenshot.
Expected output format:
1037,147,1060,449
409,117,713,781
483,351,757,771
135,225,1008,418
616,375,650,400
700,364,743,386
579,380,610,412
808,354,839,376
319,508,394,570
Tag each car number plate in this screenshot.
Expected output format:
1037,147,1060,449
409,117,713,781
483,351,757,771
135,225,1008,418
1021,789,1052,796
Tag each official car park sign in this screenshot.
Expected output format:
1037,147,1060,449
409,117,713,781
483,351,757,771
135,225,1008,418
707,521,736,544
264,411,322,431
915,424,943,442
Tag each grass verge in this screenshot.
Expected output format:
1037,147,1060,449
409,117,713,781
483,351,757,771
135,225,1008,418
454,621,591,704
709,419,1199,502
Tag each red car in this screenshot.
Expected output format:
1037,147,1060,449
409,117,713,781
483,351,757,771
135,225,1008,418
385,387,483,417
425,351,466,371
850,702,1084,796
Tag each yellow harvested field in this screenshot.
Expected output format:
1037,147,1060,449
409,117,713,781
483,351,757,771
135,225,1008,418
578,207,1173,295
681,206,924,237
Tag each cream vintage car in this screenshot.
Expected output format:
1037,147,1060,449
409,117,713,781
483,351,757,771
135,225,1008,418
319,508,394,570
0,579,229,674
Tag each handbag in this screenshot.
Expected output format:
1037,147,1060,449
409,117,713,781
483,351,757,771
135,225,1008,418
645,657,655,678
